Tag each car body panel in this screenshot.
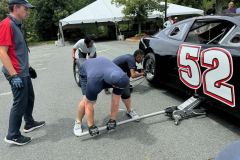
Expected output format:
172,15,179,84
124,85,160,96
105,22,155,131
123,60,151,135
140,16,240,117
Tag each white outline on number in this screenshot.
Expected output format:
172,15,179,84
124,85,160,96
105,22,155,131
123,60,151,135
201,47,235,107
177,44,236,107
178,44,202,89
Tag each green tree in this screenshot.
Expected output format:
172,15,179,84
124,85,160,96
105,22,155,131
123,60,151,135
169,0,232,15
215,0,227,14
1,0,95,41
112,0,164,34
206,0,240,15
0,0,8,21
169,0,203,9
32,0,95,40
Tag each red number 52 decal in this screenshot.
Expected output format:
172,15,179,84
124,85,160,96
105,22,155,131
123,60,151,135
178,44,235,107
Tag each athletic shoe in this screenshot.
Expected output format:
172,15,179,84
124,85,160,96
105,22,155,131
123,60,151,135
73,121,83,137
23,121,45,133
106,119,117,131
127,109,140,121
105,89,111,95
4,135,31,146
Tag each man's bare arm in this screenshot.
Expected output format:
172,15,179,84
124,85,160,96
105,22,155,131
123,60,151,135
0,46,17,76
130,69,144,79
72,48,77,59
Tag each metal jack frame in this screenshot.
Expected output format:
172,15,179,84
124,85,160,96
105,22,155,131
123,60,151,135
78,95,206,137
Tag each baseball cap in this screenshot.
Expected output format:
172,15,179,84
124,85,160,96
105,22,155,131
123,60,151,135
8,0,35,8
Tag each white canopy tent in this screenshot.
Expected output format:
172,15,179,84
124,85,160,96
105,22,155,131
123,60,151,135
60,0,124,27
149,2,204,18
58,0,204,46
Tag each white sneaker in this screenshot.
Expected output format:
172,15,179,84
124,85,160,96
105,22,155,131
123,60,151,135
73,121,83,137
127,109,140,121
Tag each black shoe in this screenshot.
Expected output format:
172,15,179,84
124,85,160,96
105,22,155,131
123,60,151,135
104,89,111,95
23,121,46,133
4,135,31,146
88,125,99,136
106,119,117,131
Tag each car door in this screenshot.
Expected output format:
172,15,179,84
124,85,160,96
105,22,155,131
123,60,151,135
219,26,240,109
178,18,240,109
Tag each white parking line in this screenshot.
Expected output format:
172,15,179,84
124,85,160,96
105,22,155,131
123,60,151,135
34,63,44,66
0,92,11,96
98,49,110,53
36,68,47,71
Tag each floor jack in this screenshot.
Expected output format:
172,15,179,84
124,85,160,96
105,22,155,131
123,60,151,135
78,95,207,137
166,95,206,125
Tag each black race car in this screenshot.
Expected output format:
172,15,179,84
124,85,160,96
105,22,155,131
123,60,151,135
140,16,240,117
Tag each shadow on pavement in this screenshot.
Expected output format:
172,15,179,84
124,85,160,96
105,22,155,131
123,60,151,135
132,84,152,95
152,83,240,136
25,118,76,146
81,111,165,146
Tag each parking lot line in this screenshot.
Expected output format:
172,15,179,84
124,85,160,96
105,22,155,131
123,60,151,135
0,92,11,96
36,68,48,71
97,49,110,53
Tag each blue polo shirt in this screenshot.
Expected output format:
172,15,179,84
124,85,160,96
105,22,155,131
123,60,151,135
113,54,136,77
0,15,29,77
80,57,129,101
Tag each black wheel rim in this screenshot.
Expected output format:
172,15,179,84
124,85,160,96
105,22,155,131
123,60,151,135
74,64,80,83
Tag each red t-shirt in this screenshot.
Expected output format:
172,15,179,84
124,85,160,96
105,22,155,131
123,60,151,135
0,16,29,77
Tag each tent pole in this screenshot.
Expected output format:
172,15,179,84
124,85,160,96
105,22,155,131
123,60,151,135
164,0,167,21
59,22,65,46
115,22,119,40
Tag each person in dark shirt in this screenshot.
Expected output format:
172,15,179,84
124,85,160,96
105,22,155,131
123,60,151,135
73,57,129,136
215,140,240,160
106,50,145,120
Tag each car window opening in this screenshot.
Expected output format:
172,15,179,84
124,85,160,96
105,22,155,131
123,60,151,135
231,34,240,44
185,20,235,45
170,27,180,36
168,23,189,41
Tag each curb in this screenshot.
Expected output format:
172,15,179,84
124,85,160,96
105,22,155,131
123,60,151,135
125,39,141,42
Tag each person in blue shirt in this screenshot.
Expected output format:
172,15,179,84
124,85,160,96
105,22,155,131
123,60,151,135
215,140,240,160
105,50,145,120
73,57,129,136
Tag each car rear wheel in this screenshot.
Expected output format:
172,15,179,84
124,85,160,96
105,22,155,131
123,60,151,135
143,52,160,84
73,62,81,87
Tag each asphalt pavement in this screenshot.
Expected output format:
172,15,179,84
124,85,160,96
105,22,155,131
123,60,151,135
0,41,239,160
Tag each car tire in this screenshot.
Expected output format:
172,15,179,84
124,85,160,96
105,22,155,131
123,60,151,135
73,62,81,87
143,52,160,84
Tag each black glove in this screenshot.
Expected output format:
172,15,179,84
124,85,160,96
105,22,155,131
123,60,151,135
143,71,147,77
29,67,37,79
88,125,99,136
10,75,24,89
106,119,117,131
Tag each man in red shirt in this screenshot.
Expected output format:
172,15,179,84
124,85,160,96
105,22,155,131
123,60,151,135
0,0,45,146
